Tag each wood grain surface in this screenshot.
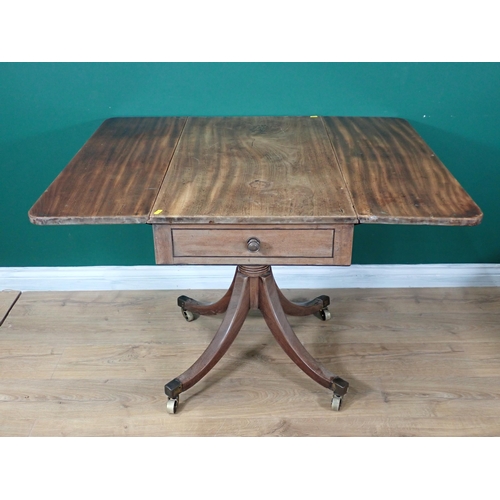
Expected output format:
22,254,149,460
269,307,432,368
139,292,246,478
29,117,186,225
2,287,500,436
150,116,357,224
28,116,483,229
322,117,483,225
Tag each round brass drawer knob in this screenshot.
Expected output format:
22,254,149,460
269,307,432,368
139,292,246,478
247,237,260,252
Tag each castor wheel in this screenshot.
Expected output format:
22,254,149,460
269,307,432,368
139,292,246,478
182,309,200,322
314,307,331,321
166,397,179,414
331,395,342,411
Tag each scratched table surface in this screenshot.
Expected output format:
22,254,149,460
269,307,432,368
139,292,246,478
29,116,482,227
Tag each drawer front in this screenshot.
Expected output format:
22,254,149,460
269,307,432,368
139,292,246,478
173,228,334,258
153,224,353,265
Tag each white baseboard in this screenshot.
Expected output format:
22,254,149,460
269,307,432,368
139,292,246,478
1,264,499,292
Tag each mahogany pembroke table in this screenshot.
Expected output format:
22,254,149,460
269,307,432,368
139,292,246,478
29,116,483,413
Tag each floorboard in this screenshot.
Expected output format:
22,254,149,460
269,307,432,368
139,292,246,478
1,288,500,436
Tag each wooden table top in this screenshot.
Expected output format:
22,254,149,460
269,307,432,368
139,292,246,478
29,116,482,227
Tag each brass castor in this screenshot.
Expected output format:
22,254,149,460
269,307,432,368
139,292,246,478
331,395,342,411
166,397,179,414
315,307,331,321
181,309,200,322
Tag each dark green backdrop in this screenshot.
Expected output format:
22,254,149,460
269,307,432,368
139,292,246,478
1,63,498,267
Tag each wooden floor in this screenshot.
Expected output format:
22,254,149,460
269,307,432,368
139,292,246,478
1,286,499,437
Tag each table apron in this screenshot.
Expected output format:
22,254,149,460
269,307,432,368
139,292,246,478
152,224,354,265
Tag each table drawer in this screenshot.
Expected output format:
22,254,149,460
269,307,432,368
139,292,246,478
173,228,334,258
153,224,353,265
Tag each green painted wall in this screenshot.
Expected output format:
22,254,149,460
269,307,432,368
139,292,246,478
1,63,498,267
